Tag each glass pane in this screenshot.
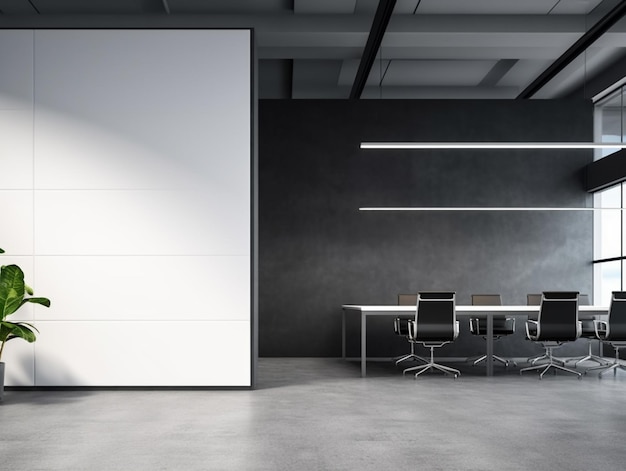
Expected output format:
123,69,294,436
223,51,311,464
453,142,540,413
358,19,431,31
595,260,622,306
622,85,626,144
595,185,622,260
596,88,623,159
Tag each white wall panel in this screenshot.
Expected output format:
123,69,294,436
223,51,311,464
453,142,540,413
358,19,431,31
34,321,250,386
0,111,33,189
0,192,33,254
34,256,250,321
33,30,250,113
0,30,33,110
34,189,249,255
34,110,250,191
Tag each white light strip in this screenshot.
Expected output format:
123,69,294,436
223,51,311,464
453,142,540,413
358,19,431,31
359,207,623,211
360,142,626,149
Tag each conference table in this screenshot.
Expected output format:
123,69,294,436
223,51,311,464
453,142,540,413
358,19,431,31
341,304,609,377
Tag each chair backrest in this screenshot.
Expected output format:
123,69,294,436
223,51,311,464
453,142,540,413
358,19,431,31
397,294,418,306
527,294,542,305
536,291,579,341
471,294,502,306
414,291,456,341
606,291,626,340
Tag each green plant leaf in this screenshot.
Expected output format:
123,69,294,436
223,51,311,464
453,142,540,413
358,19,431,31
0,248,4,253
19,297,51,309
0,321,38,343
0,264,26,320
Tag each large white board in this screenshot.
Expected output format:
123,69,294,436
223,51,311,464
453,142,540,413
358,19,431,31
0,29,253,387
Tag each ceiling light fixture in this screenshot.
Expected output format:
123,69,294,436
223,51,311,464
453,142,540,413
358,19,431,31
360,142,626,150
358,207,622,211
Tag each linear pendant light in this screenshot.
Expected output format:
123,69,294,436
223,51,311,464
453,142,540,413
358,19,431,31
360,142,626,149
358,207,614,211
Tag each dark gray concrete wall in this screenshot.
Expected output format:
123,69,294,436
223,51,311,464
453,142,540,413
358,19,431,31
259,99,594,357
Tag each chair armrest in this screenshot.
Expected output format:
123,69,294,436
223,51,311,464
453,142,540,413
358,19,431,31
454,320,460,339
576,320,582,338
506,317,515,332
525,320,539,340
407,319,416,340
594,320,608,339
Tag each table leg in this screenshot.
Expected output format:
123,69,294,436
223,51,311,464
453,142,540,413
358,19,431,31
486,314,494,377
361,312,367,377
342,309,346,360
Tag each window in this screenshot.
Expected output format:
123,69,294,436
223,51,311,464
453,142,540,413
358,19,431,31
593,82,626,305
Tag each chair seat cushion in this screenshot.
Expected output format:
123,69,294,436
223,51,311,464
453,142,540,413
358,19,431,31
580,319,596,338
394,317,411,336
469,317,514,336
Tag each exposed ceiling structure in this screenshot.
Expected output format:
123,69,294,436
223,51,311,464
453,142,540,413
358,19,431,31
1,0,625,100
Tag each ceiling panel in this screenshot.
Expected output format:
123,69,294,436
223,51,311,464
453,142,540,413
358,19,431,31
381,59,498,86
409,0,563,15
166,0,292,14
550,0,606,14
294,0,357,14
32,0,165,14
0,0,37,13
406,0,603,15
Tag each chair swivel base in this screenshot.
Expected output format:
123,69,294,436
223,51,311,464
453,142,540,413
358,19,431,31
589,362,626,378
403,345,460,379
471,354,516,367
569,354,608,367
585,345,626,378
520,361,581,379
567,343,608,367
404,362,460,378
393,342,428,365
527,353,566,366
394,353,428,365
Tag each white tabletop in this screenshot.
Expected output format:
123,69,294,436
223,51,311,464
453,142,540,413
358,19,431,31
342,304,608,313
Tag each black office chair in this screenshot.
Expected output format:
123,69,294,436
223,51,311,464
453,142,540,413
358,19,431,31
393,294,427,366
527,294,542,306
566,294,607,367
520,291,582,379
585,291,626,378
404,292,460,378
468,294,515,367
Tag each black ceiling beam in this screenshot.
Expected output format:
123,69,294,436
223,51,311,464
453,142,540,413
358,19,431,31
517,0,626,99
585,148,626,192
27,0,40,14
349,0,396,100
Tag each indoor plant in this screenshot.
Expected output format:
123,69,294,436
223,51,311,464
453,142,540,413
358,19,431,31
0,247,50,401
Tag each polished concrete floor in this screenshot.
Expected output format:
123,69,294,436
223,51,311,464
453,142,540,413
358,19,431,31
2,357,626,471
